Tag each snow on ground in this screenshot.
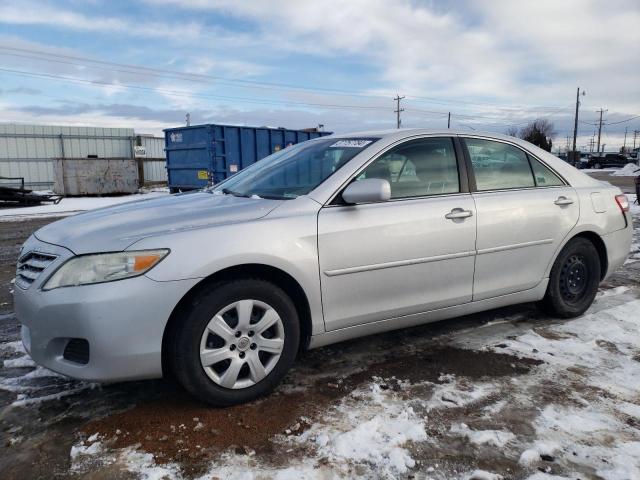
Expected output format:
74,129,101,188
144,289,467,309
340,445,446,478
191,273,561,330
0,188,169,220
611,162,640,176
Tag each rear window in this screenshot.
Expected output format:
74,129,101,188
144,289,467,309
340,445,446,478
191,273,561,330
465,138,535,191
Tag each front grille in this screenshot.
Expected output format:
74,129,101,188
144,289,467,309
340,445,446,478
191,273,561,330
63,338,90,365
16,251,58,289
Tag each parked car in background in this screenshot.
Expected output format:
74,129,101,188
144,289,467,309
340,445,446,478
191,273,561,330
15,130,632,406
587,153,630,169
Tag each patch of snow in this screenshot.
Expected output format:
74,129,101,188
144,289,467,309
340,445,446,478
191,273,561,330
70,441,103,460
467,469,504,480
425,377,494,410
451,423,515,448
597,285,630,297
316,407,425,473
525,473,574,480
519,448,541,466
295,382,427,475
120,448,182,480
3,354,36,368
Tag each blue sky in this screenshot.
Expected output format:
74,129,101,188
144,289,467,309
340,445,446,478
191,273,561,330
0,0,639,152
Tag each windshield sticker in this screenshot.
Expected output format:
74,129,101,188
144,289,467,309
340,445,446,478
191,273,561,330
329,139,373,148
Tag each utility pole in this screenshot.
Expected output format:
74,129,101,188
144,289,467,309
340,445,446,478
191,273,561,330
394,95,405,129
572,87,585,156
596,108,607,154
634,130,639,150
447,112,451,129
566,135,570,152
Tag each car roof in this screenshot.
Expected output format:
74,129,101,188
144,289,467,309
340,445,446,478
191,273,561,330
326,128,520,143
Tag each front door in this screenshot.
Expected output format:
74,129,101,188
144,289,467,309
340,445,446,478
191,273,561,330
462,137,580,300
318,136,477,331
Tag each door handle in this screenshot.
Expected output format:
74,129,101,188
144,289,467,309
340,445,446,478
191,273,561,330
445,208,473,220
554,196,574,206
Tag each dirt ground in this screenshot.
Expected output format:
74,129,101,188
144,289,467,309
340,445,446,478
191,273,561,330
1,186,639,479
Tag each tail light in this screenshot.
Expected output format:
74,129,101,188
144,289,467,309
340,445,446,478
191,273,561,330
615,194,629,213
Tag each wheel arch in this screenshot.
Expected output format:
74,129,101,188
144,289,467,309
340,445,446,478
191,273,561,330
161,263,313,378
553,230,608,281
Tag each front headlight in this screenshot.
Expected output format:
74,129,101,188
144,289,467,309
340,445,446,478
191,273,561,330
42,249,169,290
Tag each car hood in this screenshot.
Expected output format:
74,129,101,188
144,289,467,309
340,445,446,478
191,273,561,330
34,192,283,254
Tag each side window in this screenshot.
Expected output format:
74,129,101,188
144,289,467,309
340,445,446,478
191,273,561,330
529,156,564,187
465,138,534,191
358,138,459,199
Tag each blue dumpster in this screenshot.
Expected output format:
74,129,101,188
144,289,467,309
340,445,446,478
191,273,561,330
164,124,331,191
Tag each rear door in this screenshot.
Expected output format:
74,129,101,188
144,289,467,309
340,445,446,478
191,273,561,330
462,137,579,301
318,136,477,331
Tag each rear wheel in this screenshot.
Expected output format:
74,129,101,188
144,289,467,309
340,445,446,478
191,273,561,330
539,237,601,318
171,279,300,406
594,162,602,169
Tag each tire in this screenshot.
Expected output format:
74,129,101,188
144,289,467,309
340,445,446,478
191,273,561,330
171,279,300,406
539,237,601,318
594,163,602,169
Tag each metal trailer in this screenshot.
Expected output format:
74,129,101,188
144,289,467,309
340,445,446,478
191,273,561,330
0,176,62,205
164,124,331,191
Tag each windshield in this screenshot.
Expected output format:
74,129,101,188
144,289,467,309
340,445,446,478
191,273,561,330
211,137,378,199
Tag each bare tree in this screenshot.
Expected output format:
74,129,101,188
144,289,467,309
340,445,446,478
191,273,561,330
518,119,555,152
505,126,519,137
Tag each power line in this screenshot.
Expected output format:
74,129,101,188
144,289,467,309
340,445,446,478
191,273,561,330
0,67,394,112
0,44,574,112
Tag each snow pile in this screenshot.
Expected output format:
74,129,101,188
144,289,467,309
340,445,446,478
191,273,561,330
611,162,640,176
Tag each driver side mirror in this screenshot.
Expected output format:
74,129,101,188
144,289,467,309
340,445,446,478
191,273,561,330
342,178,391,204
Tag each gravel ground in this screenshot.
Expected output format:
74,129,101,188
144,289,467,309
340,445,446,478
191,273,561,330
1,194,639,479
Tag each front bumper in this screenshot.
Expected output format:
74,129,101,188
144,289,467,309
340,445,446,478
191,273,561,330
14,238,200,382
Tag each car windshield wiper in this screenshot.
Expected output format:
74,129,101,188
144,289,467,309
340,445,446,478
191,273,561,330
255,194,291,200
221,188,250,198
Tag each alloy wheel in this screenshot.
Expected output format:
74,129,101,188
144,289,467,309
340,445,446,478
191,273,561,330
199,299,285,389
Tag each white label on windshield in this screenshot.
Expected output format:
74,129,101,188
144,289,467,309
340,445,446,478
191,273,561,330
330,139,373,148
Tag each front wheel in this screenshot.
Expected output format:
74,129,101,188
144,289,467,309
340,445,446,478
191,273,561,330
539,237,601,318
171,279,300,406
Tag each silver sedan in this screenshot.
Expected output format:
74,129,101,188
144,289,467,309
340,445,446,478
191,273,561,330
14,130,632,405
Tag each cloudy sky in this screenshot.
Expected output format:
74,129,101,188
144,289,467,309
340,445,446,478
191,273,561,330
0,0,638,152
